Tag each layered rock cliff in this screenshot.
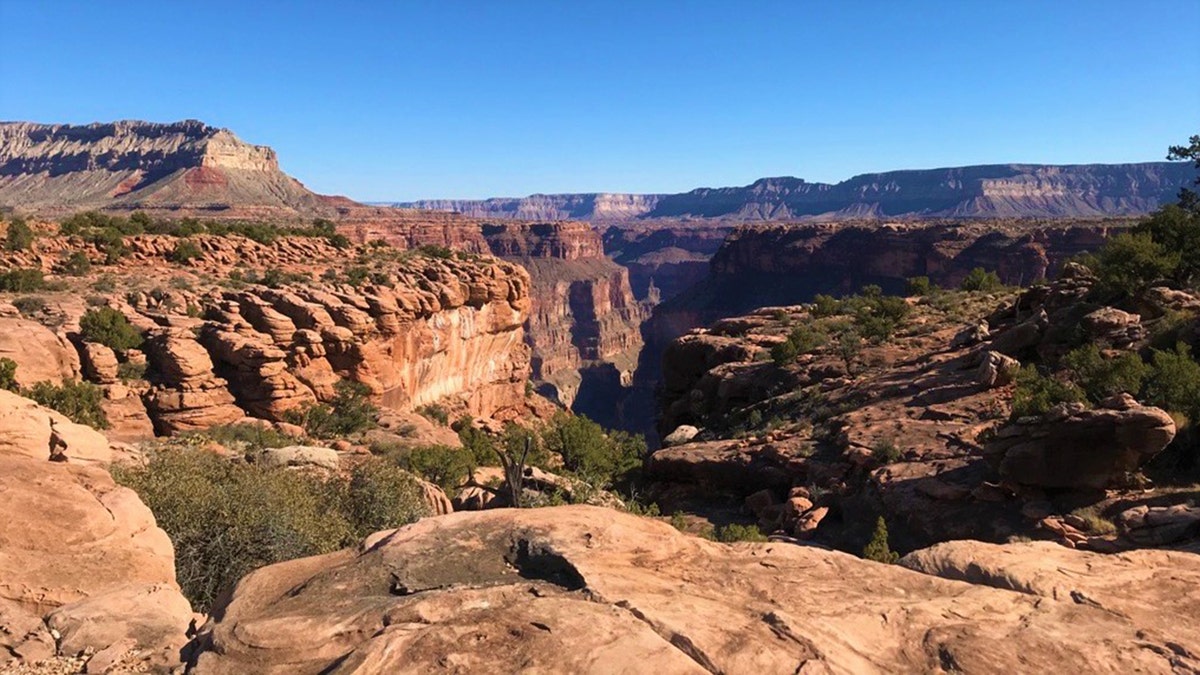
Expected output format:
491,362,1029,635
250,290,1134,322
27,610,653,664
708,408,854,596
479,222,647,425
0,233,534,436
397,162,1194,220
0,120,335,217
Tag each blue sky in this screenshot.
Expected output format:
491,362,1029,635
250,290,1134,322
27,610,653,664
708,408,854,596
1,1,1197,201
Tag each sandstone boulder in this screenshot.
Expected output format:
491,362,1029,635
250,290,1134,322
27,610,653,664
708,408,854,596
190,505,1199,674
0,389,115,465
662,424,700,447
975,350,1018,388
254,445,340,471
0,317,79,387
1080,306,1144,347
985,394,1175,489
79,341,120,384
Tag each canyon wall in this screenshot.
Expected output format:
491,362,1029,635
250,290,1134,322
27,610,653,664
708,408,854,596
397,162,1194,220
479,222,647,426
0,120,333,217
0,234,534,436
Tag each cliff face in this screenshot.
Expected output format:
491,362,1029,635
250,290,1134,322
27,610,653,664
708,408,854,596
0,234,534,435
396,162,1194,221
480,222,647,424
0,120,334,216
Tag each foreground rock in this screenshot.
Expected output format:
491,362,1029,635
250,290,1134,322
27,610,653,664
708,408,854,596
0,392,191,671
985,394,1176,489
190,505,1198,674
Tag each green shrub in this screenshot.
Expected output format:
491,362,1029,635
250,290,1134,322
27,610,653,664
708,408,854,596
862,516,899,563
771,325,827,365
960,267,1003,292
0,358,17,392
116,361,147,382
0,268,46,292
189,422,298,450
811,294,843,317
112,451,353,612
906,276,935,296
344,265,370,287
396,444,474,493
542,412,646,486
1062,345,1149,403
1144,343,1200,422
837,329,863,374
4,217,34,251
1131,204,1200,287
1010,365,1085,418
1090,231,1179,296
417,403,450,426
87,228,127,264
872,437,903,464
341,459,428,538
286,379,378,439
79,307,143,351
23,380,108,429
91,274,117,292
170,239,203,264
12,296,46,317
456,416,499,466
713,523,767,543
62,251,92,276
416,244,453,259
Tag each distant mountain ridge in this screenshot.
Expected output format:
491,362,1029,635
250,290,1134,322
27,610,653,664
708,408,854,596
396,162,1195,221
0,120,335,217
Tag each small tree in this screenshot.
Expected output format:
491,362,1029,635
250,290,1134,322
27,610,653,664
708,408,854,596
960,267,1003,292
862,516,899,563
80,307,144,351
906,276,935,296
837,329,863,375
171,239,203,264
4,217,34,251
63,251,92,276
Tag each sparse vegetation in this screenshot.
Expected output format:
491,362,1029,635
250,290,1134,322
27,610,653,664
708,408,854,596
79,307,144,351
113,450,426,612
713,523,767,542
771,325,827,365
0,268,46,292
22,379,109,429
1010,364,1085,418
12,295,46,317
417,403,450,426
4,217,34,251
63,251,92,276
960,267,1003,292
285,379,379,439
170,239,203,264
862,516,899,563
872,437,903,464
0,358,17,392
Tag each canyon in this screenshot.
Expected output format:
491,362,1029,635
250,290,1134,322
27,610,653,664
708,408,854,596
3,118,1199,673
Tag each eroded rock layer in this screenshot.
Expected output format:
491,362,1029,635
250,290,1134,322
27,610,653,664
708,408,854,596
189,505,1200,674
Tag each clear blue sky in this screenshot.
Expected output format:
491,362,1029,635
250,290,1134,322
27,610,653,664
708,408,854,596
1,1,1197,201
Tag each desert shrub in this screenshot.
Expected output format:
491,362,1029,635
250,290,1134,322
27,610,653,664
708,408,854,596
86,228,127,264
862,516,899,563
456,415,499,466
170,239,203,264
1010,365,1085,418
0,358,17,392
340,459,428,538
1062,345,1149,403
541,411,646,486
396,444,474,493
0,268,45,292
1144,343,1200,422
63,251,92,276
416,244,453,259
112,451,353,612
811,294,843,317
960,267,1003,292
23,380,109,429
344,265,370,287
194,422,299,450
12,296,46,317
417,403,450,426
1089,231,1180,296
713,523,767,543
1070,505,1117,535
286,379,378,439
771,325,827,365
258,267,310,288
837,329,863,374
91,274,117,292
872,437,903,464
80,307,143,351
906,276,935,296
4,217,34,251
116,361,147,382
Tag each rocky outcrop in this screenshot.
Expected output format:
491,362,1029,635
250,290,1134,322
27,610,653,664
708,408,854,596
0,390,191,670
985,394,1176,489
0,120,335,217
189,505,1200,674
398,162,1193,220
0,316,79,387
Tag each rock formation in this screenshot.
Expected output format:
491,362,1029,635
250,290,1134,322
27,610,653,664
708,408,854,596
0,390,191,671
188,505,1200,674
0,120,336,217
398,162,1193,220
